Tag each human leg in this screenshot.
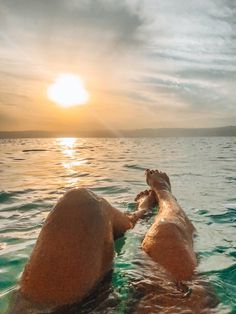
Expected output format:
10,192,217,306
20,187,156,307
142,170,197,281
20,188,115,306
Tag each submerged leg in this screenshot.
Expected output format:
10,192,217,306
142,170,197,281
20,188,115,306
19,187,156,307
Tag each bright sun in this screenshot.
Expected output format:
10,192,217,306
47,73,90,108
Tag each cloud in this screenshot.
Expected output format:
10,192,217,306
0,0,235,130
1,0,145,50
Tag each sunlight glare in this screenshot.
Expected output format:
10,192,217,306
58,138,77,149
47,74,89,108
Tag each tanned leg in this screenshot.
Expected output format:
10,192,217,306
99,189,156,239
19,187,156,308
142,170,197,282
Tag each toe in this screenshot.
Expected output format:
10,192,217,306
135,193,141,201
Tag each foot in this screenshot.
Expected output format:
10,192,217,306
135,189,157,210
145,169,171,192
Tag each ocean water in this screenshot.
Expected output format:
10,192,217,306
0,137,235,313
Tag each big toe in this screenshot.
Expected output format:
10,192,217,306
145,169,152,185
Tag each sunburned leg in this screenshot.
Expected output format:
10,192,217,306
142,170,197,282
19,187,156,308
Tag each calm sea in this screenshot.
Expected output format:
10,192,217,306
0,138,235,313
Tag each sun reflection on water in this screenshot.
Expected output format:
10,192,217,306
57,138,77,157
57,138,88,187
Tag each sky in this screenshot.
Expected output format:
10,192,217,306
0,0,235,132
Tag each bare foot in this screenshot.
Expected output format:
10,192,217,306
135,189,157,210
145,169,171,192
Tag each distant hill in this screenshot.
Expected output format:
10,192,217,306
0,126,236,138
122,126,236,137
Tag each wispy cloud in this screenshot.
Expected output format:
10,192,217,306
0,0,235,131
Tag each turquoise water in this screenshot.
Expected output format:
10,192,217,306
0,137,235,313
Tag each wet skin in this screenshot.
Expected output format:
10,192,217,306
142,169,197,282
16,170,218,313
19,187,156,307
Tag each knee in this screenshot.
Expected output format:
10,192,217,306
64,188,99,204
64,187,88,197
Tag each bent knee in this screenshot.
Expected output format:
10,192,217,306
65,187,97,200
62,188,100,209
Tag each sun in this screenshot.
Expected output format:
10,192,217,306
47,73,90,108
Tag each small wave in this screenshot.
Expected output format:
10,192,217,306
62,172,89,178
90,186,130,194
226,197,236,202
75,145,94,150
12,158,25,161
225,176,236,182
196,209,209,215
223,145,232,149
218,264,236,283
124,164,146,171
213,246,227,254
210,208,236,223
224,203,236,210
0,192,13,202
172,172,202,177
22,149,48,152
0,202,43,213
0,189,34,201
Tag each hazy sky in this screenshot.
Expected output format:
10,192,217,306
0,0,235,132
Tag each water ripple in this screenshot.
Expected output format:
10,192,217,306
0,137,236,313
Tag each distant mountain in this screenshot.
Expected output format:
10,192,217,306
122,126,236,137
0,126,236,138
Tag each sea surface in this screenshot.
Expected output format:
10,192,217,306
0,137,235,313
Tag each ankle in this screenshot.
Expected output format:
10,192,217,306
155,189,173,201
